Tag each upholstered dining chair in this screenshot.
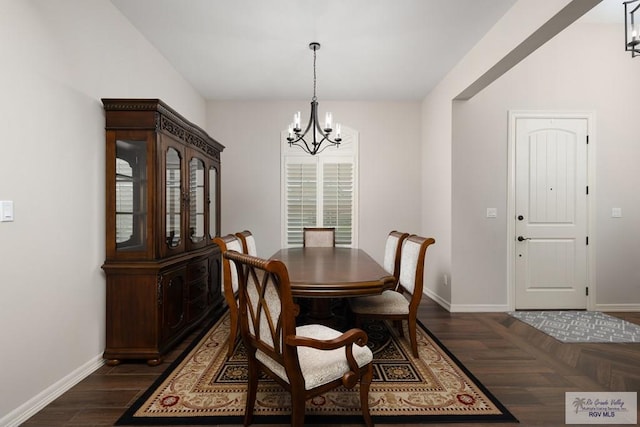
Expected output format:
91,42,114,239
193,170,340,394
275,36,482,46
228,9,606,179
303,227,336,247
235,230,257,256
213,234,243,357
349,235,435,358
224,250,374,427
383,231,410,285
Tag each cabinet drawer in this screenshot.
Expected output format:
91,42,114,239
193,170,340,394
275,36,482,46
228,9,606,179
188,293,208,322
188,278,208,301
187,259,208,281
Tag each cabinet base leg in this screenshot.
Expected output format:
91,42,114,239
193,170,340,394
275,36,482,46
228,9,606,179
147,358,163,366
105,359,121,366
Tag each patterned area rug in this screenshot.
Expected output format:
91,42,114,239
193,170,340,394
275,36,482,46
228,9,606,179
509,311,640,343
116,312,516,425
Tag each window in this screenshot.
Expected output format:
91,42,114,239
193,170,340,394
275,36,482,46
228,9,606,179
281,126,358,247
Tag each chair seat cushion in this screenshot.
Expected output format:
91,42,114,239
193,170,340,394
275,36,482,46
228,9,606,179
256,324,373,390
349,290,410,315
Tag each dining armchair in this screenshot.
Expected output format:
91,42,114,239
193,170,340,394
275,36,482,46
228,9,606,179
213,234,243,357
235,229,257,256
303,227,336,247
224,250,374,427
349,235,435,358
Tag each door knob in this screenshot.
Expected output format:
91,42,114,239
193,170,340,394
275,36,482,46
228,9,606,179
517,236,529,242
517,215,524,221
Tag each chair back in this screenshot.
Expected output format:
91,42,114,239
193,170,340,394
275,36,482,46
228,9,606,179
236,230,257,256
303,227,336,247
399,235,435,305
213,235,243,296
383,231,409,283
224,250,299,374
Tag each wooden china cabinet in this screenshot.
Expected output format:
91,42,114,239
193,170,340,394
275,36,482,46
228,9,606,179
101,99,225,366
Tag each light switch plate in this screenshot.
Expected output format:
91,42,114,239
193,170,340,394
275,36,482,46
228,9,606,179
612,207,622,218
0,200,14,222
486,208,497,218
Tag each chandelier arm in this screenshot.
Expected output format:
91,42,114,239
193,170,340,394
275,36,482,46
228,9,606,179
310,100,321,147
313,107,341,147
288,132,340,155
311,100,330,147
313,110,330,140
312,104,341,147
310,100,342,146
288,134,316,155
314,140,339,155
297,102,316,138
287,135,317,155
319,134,341,145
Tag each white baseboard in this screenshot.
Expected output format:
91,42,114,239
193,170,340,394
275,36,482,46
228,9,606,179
423,288,451,311
0,354,105,427
594,303,640,312
448,303,512,312
423,289,511,312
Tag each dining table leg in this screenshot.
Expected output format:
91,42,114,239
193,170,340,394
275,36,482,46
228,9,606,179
308,299,333,323
298,298,349,329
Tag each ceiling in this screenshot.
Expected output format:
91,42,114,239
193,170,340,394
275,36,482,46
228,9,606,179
110,0,619,101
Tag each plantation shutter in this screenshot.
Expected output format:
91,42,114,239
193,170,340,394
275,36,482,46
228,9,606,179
281,125,358,248
322,162,353,246
285,161,317,246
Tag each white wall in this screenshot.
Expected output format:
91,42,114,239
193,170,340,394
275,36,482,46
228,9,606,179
0,0,205,423
452,22,640,310
206,100,422,264
420,0,596,310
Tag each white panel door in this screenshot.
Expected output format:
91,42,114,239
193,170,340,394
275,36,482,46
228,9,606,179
515,117,588,309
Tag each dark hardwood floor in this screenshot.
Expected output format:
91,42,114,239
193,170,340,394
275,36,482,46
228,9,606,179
23,299,640,427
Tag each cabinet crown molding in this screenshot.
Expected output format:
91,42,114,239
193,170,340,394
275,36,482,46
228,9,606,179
102,98,225,158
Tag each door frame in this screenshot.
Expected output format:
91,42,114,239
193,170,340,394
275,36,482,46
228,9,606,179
507,110,596,311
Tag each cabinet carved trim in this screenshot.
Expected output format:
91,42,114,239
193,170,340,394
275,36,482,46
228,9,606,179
160,116,220,159
157,274,163,306
103,99,222,159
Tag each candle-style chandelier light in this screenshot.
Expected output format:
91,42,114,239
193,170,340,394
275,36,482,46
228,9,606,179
625,0,640,57
286,42,342,155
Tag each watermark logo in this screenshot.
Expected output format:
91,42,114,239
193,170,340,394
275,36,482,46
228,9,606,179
566,392,637,424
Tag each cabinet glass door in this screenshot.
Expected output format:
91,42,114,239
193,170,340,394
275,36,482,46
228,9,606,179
166,147,182,248
115,139,147,252
189,157,205,243
209,166,218,238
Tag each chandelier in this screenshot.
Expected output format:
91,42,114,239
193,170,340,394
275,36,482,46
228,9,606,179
625,0,640,57
286,42,342,155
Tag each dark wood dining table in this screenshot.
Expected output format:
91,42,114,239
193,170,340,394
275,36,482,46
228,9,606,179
269,247,395,323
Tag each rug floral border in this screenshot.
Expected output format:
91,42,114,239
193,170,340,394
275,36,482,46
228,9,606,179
116,309,517,425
